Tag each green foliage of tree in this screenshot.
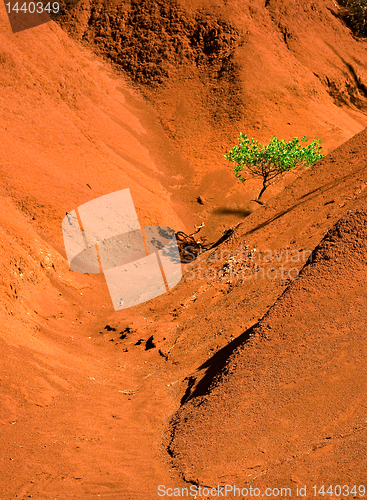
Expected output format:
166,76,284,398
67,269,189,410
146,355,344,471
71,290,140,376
225,134,324,203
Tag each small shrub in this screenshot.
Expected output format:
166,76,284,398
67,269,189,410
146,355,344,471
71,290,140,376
225,134,324,203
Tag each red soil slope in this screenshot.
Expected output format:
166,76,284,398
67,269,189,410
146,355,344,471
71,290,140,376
169,206,367,495
55,0,367,237
0,10,193,237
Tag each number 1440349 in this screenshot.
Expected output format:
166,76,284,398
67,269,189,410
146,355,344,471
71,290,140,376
5,2,59,14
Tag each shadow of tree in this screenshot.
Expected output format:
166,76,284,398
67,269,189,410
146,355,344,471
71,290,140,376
213,207,252,218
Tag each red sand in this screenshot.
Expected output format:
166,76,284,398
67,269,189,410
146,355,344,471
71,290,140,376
0,0,367,498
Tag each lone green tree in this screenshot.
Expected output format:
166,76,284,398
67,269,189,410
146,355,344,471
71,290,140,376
225,134,325,203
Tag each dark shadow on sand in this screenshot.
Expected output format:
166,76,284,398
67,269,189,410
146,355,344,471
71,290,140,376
181,325,255,404
213,207,252,218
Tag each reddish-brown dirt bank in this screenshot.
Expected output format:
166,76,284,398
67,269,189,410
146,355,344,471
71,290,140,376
169,201,367,497
0,0,367,498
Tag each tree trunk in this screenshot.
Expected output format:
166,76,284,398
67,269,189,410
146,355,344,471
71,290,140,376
257,177,268,202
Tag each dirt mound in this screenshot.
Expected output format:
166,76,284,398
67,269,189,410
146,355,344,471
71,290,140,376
168,206,367,492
